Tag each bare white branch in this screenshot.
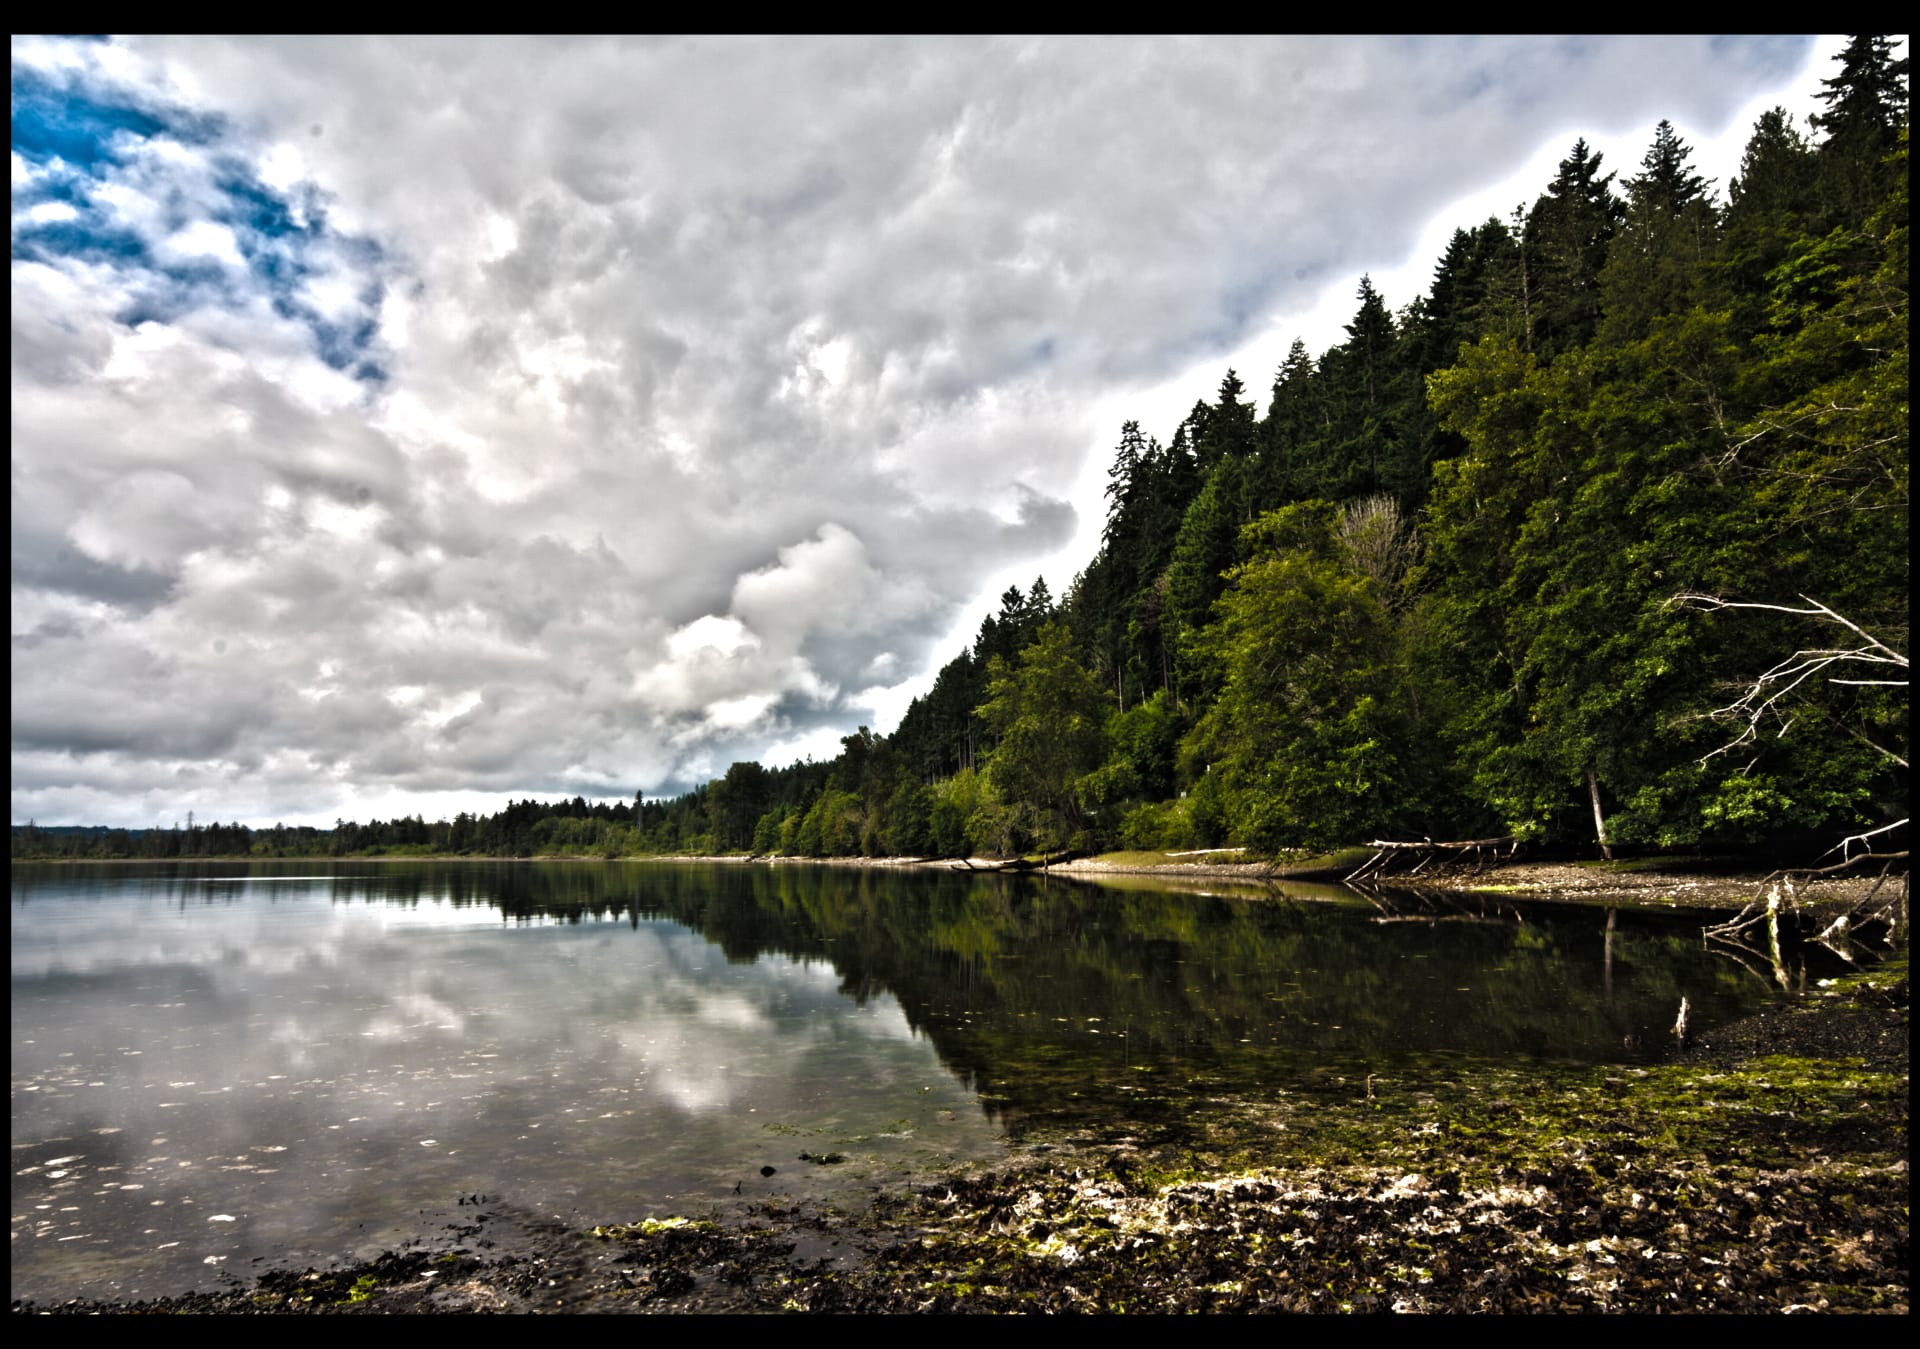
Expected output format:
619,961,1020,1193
1820,818,1909,862
1670,593,1907,666
1671,593,1909,766
1837,722,1909,768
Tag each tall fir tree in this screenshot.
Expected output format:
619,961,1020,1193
1599,120,1721,344
1719,108,1820,326
1524,138,1625,358
1811,34,1910,227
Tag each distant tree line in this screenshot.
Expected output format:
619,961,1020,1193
13,39,1906,866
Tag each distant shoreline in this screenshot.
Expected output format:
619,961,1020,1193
13,849,1898,913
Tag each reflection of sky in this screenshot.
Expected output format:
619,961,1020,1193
11,876,515,980
12,877,999,1303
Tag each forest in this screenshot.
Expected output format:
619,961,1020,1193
14,39,1907,868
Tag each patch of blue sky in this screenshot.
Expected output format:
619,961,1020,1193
11,159,93,209
10,53,391,387
304,308,387,377
115,257,251,329
216,169,310,237
12,216,152,268
11,63,222,166
10,69,170,169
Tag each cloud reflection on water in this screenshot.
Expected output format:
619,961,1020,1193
11,869,1000,1303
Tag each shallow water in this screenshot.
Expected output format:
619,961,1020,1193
11,859,1810,1303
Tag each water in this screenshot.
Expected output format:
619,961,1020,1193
11,859,1802,1303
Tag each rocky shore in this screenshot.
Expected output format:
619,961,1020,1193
1051,851,1905,910
617,848,1907,915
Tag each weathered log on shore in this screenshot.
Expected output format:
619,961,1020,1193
954,849,1086,873
1346,836,1518,884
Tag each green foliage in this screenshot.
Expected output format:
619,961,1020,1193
1164,455,1252,693
1182,502,1405,851
750,807,787,855
709,761,771,851
1525,138,1627,358
1413,109,1905,848
882,780,936,856
1101,690,1182,805
976,623,1112,851
1598,120,1722,346
1116,798,1198,851
1811,35,1910,226
796,788,864,857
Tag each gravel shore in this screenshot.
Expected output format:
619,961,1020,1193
1053,853,1906,913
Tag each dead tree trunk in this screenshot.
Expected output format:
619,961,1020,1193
1587,769,1613,861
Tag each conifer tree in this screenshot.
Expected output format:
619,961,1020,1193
1524,138,1625,358
1719,108,1820,323
1811,34,1910,226
1599,120,1721,343
1726,108,1818,229
1195,369,1258,472
1256,338,1328,505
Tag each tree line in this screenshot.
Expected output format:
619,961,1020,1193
13,39,1906,865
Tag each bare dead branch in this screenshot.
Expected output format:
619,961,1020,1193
1833,719,1908,768
1820,818,1909,862
1670,595,1907,942
1671,592,1908,665
1669,594,1908,766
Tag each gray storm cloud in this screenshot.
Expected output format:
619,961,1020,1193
10,34,1814,826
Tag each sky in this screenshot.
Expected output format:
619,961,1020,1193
10,34,1871,829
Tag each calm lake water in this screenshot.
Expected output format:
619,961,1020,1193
12,859,1805,1303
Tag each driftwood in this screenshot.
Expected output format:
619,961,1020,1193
1668,593,1907,770
1703,834,1907,992
1346,836,1518,885
1706,841,1909,949
1366,914,1508,926
954,849,1084,874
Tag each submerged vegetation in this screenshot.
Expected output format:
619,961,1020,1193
20,965,1905,1314
805,1056,1906,1312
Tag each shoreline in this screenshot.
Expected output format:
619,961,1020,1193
15,848,1904,914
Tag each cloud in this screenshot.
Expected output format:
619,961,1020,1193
11,34,1823,825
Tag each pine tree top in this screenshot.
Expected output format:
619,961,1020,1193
1813,34,1910,145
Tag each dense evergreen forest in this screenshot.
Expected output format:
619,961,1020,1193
14,41,1907,866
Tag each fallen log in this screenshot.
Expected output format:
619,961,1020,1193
953,849,1084,873
1347,836,1518,884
